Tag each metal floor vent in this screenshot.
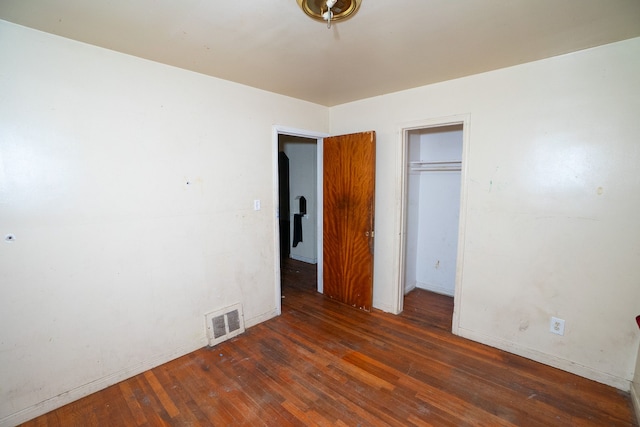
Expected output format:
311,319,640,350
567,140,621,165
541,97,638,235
205,303,245,347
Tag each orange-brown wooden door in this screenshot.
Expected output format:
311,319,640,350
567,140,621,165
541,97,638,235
323,131,375,311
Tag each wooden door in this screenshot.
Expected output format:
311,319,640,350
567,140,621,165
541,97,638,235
323,131,375,311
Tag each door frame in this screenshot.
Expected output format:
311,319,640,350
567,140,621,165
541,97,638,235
394,114,471,334
272,125,328,315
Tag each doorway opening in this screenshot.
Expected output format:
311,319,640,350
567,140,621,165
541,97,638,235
396,116,469,333
278,134,320,300
273,127,327,314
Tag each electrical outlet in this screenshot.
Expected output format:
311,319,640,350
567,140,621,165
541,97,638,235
550,317,565,336
253,199,261,211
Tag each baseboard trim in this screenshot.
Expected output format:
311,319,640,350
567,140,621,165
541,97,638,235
456,327,631,391
416,281,454,297
289,254,317,264
404,282,416,295
245,308,279,328
0,340,207,427
373,299,397,314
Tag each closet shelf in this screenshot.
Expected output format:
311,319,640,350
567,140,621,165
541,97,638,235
409,160,461,172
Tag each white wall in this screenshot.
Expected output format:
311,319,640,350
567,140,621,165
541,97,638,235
280,137,318,263
330,37,640,390
0,20,328,426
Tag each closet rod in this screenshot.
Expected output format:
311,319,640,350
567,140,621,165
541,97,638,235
409,160,461,165
411,167,462,172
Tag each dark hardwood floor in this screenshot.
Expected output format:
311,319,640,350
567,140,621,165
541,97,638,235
21,258,637,426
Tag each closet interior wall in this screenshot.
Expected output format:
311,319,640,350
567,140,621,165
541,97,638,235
405,125,463,297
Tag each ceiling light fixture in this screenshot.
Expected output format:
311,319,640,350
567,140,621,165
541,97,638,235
296,0,362,29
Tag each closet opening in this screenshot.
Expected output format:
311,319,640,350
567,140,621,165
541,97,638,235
400,121,467,331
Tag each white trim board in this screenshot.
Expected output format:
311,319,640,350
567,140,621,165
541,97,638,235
457,327,631,391
631,383,640,425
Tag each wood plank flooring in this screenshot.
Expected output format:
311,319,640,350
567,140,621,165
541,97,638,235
21,258,637,426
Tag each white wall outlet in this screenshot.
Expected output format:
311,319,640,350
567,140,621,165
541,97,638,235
253,199,261,211
550,317,565,335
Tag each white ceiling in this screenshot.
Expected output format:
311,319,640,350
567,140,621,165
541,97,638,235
1,0,639,106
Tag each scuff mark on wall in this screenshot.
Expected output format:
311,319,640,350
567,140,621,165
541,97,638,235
488,166,500,193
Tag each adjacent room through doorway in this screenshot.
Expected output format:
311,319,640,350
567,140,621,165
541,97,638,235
278,134,319,294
